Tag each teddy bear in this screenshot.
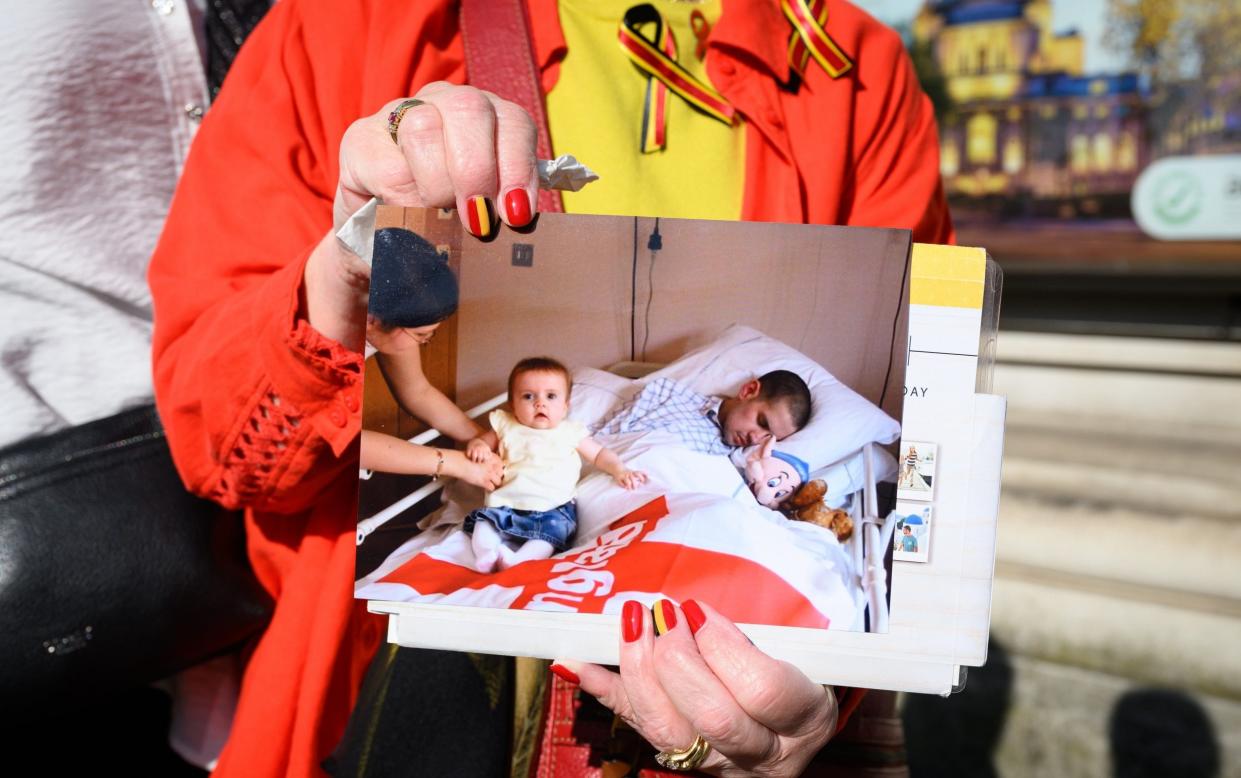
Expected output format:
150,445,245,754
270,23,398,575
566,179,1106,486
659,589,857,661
781,478,854,542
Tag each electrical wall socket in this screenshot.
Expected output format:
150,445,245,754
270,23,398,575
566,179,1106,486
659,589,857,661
512,243,534,267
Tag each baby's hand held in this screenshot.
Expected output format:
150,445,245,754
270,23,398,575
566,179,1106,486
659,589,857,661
466,438,491,463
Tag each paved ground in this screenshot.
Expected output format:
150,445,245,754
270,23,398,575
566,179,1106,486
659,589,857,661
902,335,1241,777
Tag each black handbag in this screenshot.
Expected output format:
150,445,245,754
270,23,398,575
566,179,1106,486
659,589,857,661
0,404,272,718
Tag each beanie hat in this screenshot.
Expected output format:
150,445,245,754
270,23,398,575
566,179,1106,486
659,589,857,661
369,227,459,327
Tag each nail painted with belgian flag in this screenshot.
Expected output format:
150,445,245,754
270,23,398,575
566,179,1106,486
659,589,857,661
465,196,495,238
651,599,678,636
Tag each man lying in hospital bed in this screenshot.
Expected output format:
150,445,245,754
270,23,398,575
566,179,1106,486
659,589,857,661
355,326,901,633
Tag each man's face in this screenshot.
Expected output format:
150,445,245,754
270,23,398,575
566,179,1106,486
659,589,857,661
511,370,569,429
721,397,797,449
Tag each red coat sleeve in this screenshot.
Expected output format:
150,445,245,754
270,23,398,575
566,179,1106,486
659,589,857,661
843,16,954,245
148,0,464,513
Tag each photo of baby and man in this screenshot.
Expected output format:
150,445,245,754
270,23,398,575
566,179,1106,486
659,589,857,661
354,207,914,635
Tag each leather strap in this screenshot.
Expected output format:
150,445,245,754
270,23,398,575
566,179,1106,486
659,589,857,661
460,0,564,213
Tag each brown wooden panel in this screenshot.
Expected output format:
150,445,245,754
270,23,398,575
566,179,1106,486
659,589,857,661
362,355,398,435
375,204,405,230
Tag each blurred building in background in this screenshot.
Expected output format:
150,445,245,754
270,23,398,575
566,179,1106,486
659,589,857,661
909,0,1240,224
915,0,1148,219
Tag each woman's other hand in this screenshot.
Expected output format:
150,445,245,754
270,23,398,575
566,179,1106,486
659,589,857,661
304,83,538,349
555,600,836,777
447,449,503,491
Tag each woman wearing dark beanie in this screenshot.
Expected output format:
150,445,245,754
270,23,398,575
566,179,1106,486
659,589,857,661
368,228,459,329
359,227,503,489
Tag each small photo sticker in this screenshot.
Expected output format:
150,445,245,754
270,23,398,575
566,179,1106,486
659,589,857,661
896,441,937,502
893,502,932,563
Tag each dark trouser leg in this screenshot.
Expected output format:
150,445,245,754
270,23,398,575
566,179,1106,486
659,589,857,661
326,646,514,778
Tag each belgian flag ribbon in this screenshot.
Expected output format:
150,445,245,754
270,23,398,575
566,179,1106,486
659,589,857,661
783,0,853,79
618,4,736,153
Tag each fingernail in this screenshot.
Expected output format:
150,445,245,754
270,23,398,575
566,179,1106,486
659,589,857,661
465,196,495,238
622,600,643,643
550,663,580,686
652,599,677,636
683,599,706,635
504,188,532,227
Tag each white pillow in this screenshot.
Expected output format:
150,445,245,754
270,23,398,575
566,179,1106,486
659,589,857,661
642,325,900,472
568,367,640,428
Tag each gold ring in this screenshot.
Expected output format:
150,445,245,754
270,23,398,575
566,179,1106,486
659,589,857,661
654,734,711,771
386,98,426,144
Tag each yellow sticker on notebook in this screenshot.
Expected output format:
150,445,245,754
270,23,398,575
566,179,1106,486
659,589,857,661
910,244,987,309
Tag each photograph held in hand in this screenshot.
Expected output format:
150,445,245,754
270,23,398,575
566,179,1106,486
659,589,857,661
355,206,912,646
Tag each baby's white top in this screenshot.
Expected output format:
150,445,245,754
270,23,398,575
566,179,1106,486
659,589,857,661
486,409,589,511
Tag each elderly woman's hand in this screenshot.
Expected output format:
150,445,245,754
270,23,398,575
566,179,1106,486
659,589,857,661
336,82,539,234
304,83,538,348
556,600,836,777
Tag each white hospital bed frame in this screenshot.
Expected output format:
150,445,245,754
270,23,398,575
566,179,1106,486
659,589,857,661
356,369,898,632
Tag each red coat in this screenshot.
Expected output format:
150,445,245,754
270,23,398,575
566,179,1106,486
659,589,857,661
149,0,951,775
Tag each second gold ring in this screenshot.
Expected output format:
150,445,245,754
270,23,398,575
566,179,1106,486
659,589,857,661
653,734,711,771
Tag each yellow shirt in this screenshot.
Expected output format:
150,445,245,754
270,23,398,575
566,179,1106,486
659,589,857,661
547,0,744,218
486,409,590,511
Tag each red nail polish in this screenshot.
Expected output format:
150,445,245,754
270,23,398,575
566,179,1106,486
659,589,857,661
653,600,678,635
623,600,643,643
504,188,532,227
550,663,580,686
683,599,706,635
465,196,494,238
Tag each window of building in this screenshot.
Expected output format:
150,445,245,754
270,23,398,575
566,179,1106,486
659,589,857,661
967,113,998,165
1070,133,1089,173
942,137,960,176
1092,132,1114,172
1118,130,1138,171
1003,133,1024,174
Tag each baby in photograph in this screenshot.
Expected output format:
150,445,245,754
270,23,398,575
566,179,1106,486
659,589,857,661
464,357,647,573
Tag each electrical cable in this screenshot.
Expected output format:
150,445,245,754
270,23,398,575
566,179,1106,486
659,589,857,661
641,218,662,360
630,217,639,361
878,251,913,410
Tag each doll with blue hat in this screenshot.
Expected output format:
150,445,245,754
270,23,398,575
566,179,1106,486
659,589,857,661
743,436,810,508
744,436,854,541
